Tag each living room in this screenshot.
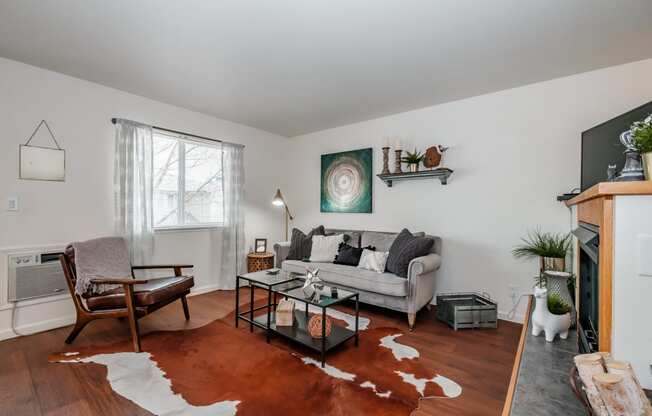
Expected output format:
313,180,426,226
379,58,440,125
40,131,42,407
2,2,652,415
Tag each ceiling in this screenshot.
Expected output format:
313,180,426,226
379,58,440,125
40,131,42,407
1,1,652,137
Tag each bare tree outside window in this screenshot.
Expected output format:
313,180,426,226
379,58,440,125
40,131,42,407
153,132,223,228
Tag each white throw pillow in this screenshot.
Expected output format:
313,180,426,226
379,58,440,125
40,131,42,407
357,249,389,273
309,234,345,262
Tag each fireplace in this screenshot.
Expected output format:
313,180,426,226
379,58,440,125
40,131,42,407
573,222,600,353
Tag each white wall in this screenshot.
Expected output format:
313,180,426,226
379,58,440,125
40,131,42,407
0,57,290,339
613,196,652,389
286,58,652,321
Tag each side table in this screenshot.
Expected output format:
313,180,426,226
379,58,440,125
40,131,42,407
247,252,274,273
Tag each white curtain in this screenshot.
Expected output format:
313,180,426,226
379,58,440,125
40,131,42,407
113,119,154,265
219,142,246,289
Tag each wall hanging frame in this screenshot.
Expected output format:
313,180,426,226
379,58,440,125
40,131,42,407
19,120,65,182
321,148,372,213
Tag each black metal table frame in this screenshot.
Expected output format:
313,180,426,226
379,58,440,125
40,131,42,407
235,274,360,367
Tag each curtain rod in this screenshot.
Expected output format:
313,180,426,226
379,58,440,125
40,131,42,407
111,118,245,148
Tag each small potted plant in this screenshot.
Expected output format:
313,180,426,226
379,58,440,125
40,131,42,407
532,288,572,342
512,229,571,272
401,149,425,173
631,114,652,180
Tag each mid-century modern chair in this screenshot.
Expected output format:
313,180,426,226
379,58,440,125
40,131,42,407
59,242,194,352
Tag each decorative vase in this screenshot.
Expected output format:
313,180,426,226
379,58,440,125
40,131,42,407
643,152,652,181
544,271,576,326
408,164,419,173
532,286,571,342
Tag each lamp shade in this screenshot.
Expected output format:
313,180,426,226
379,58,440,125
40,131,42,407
272,189,285,206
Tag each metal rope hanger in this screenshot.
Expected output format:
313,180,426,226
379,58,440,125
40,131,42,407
111,118,245,148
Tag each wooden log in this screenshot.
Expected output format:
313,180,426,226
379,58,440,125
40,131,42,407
574,354,609,416
593,373,642,416
598,351,613,364
606,361,652,415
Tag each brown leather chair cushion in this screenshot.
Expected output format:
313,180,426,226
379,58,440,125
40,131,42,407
86,276,194,311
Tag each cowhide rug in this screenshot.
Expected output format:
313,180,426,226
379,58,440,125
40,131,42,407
50,305,461,416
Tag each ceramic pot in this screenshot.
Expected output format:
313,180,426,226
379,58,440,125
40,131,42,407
532,286,571,342
642,152,652,181
540,257,565,272
408,164,419,173
544,271,576,326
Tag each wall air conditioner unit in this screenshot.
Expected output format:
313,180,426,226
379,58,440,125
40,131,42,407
7,251,68,302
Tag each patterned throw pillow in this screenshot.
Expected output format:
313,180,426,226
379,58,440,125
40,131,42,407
386,228,434,277
287,226,326,260
334,243,376,266
309,234,345,262
357,249,390,273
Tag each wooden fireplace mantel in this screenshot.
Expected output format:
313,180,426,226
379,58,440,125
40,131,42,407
566,181,652,354
566,181,652,206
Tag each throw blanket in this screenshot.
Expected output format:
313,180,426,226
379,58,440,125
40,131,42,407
72,237,133,295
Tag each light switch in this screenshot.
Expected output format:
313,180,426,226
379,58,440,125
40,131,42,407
637,234,652,276
6,196,19,211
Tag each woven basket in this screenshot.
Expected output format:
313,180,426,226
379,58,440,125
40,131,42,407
308,314,332,338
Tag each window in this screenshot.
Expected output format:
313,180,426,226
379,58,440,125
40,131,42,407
153,131,223,229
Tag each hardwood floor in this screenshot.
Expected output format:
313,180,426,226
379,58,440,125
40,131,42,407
0,289,521,416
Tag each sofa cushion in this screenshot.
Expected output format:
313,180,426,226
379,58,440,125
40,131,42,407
326,229,361,248
334,243,375,266
360,231,397,252
386,229,435,277
287,226,325,260
361,231,425,252
282,260,408,297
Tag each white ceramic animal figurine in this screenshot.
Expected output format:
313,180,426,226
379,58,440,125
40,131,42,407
531,286,571,342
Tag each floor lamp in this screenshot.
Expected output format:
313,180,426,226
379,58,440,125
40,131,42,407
272,189,294,241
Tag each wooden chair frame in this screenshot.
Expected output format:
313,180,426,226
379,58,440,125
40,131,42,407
60,253,193,352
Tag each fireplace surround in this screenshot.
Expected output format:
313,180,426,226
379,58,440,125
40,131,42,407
574,222,600,353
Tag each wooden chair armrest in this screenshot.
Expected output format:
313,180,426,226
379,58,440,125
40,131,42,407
131,264,193,270
90,278,149,285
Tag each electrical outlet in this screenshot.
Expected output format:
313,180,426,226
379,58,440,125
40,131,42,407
508,284,519,305
6,196,19,211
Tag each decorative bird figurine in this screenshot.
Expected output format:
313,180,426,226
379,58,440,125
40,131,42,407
423,145,449,169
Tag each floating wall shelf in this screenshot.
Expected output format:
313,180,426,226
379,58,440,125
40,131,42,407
377,168,453,187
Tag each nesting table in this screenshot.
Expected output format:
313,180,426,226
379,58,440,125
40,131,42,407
235,269,360,367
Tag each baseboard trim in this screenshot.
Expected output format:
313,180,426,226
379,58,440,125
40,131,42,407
189,284,223,296
0,314,76,341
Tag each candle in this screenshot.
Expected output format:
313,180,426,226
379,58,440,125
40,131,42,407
395,138,403,150
382,137,390,148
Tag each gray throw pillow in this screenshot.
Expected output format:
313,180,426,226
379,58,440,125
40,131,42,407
386,228,434,277
287,226,326,260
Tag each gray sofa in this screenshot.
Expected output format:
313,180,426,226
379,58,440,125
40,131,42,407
274,229,441,330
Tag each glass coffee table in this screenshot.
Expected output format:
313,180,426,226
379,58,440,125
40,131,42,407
235,269,360,367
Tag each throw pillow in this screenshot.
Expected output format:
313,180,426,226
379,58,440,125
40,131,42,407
334,243,376,266
287,226,326,260
357,249,389,273
309,234,345,262
386,228,434,277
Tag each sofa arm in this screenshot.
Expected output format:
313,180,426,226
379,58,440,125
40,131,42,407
273,241,291,268
408,253,441,277
406,253,441,316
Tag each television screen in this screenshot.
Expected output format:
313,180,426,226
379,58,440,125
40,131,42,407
581,101,652,191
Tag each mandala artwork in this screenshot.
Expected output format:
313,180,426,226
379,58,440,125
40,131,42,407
321,148,372,213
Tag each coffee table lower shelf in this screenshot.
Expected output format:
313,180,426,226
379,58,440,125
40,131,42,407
253,310,357,365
